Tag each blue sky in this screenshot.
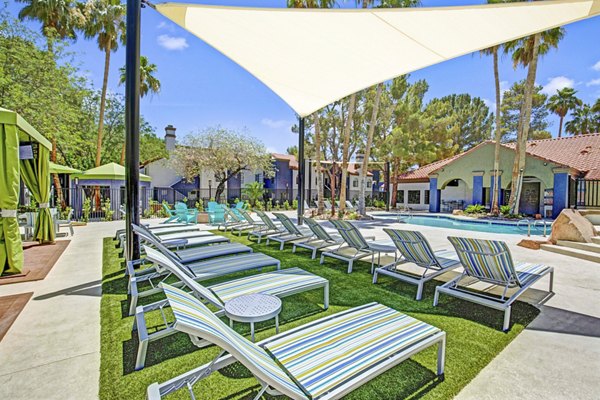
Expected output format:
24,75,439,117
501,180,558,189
8,0,600,153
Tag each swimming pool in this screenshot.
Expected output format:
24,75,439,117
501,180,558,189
370,212,550,236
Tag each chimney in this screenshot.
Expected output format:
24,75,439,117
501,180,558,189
165,125,176,151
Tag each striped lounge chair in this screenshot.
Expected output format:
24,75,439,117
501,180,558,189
127,230,278,316
373,229,461,300
321,220,396,273
248,210,285,243
231,209,265,236
292,217,345,259
218,207,249,232
147,284,446,400
134,246,328,370
267,213,313,250
114,223,199,248
135,223,230,251
435,236,554,331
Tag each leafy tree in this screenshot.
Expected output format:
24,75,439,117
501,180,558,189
426,94,493,151
17,0,80,50
565,104,600,135
82,0,125,168
548,87,582,138
592,98,600,113
501,81,550,141
171,127,274,201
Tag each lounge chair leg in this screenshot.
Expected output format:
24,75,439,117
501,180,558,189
129,294,138,317
280,242,284,251
347,260,353,274
324,283,329,309
437,334,446,376
433,288,440,307
549,270,554,292
416,283,424,301
311,248,317,259
503,307,511,332
320,254,325,265
370,253,375,274
292,245,297,253
135,339,148,370
372,270,378,284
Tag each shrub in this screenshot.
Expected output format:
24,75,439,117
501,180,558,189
242,182,265,206
283,200,290,210
253,200,264,211
102,199,114,221
195,199,204,212
465,204,485,214
346,211,359,220
82,197,91,222
500,205,511,216
292,199,298,210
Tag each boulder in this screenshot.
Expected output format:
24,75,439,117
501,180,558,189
549,209,598,244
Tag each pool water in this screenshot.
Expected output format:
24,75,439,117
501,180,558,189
370,212,549,236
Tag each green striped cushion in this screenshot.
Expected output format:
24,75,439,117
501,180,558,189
175,242,251,262
331,220,369,250
384,229,441,268
210,268,327,303
161,284,307,399
274,213,302,235
256,211,278,230
187,253,278,281
448,237,516,284
264,303,441,399
305,218,334,242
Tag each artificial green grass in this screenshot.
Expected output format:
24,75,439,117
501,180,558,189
100,231,539,400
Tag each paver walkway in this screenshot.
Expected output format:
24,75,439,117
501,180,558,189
0,213,598,399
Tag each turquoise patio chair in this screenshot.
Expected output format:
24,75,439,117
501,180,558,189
161,203,179,224
207,202,225,224
174,202,198,224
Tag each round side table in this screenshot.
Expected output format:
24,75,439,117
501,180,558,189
224,293,282,342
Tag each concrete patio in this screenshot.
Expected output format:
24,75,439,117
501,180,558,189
0,213,598,399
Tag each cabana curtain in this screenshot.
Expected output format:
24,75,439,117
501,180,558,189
156,0,600,117
0,123,23,275
21,145,55,244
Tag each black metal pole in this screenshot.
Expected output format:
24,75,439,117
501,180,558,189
385,160,391,211
307,158,312,205
297,117,305,224
125,0,141,261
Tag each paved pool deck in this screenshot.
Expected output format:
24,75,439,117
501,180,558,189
0,212,598,399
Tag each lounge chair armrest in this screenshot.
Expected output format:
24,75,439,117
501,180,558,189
161,238,188,248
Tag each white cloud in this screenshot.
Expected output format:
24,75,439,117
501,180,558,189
586,78,600,87
541,76,574,95
261,118,292,129
592,60,600,71
157,34,189,51
482,98,496,112
157,21,176,32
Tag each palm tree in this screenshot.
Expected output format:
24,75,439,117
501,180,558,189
119,56,161,97
505,26,564,214
548,87,582,138
592,98,600,113
17,0,80,208
565,104,599,135
83,0,126,168
118,56,161,163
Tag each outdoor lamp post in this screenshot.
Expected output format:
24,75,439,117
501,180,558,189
208,179,212,199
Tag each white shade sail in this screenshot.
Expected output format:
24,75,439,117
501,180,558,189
156,0,600,117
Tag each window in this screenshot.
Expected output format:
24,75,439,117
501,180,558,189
424,190,430,205
397,190,404,203
408,190,421,204
352,179,358,188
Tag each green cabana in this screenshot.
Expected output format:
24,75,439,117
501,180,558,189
0,107,54,275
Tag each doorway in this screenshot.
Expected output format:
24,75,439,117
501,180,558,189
520,182,541,215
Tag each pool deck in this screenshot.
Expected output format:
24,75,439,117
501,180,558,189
0,212,598,399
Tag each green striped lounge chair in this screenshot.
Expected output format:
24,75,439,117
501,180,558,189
267,213,313,250
128,227,276,316
292,217,345,259
249,210,285,243
435,236,554,331
115,223,199,248
134,246,328,370
218,207,249,232
231,209,265,236
147,284,446,400
322,220,396,274
373,229,461,300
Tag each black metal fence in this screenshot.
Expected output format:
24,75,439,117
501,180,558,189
575,179,600,208
43,185,391,222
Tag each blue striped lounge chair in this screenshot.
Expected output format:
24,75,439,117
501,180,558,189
147,284,446,400
267,213,313,250
373,229,461,300
292,217,345,259
248,211,285,243
435,236,554,331
134,246,328,370
321,220,396,273
127,228,276,316
114,223,199,247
